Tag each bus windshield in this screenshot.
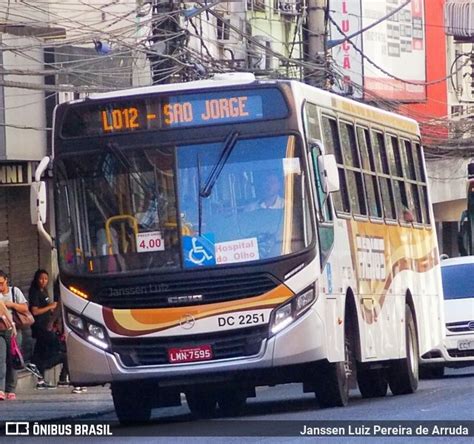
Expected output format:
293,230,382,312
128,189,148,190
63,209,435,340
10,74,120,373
55,134,312,275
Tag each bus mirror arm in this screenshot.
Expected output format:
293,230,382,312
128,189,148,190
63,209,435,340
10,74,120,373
318,193,330,223
37,219,54,247
35,156,50,182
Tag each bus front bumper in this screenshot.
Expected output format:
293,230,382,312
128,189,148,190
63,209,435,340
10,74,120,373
420,333,474,368
66,308,326,385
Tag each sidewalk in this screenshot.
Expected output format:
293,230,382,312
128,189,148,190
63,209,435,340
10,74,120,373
0,369,115,422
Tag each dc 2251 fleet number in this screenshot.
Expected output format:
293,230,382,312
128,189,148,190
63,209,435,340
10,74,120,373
217,313,265,327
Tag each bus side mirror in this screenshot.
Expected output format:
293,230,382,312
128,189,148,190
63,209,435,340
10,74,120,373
30,156,50,225
318,154,340,193
31,181,47,225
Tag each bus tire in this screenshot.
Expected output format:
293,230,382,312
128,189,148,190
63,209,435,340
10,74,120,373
357,366,388,398
186,390,218,418
313,314,354,407
388,305,419,395
111,382,153,424
217,390,247,416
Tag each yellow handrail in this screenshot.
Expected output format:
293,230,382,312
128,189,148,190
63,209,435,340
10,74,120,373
105,215,138,254
164,221,193,236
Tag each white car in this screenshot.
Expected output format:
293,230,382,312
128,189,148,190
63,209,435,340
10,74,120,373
420,256,474,378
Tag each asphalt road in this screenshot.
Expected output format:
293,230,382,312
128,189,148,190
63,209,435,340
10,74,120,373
4,368,473,444
95,367,474,443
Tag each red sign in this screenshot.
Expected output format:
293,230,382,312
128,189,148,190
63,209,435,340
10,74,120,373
168,345,213,363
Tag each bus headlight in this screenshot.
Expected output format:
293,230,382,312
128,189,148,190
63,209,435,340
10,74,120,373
67,312,84,331
295,288,316,314
66,309,110,351
271,303,293,334
271,287,316,335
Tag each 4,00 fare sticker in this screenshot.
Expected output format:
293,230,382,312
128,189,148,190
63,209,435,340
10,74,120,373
136,231,165,253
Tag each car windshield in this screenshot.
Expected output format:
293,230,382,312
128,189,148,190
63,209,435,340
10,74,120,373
55,135,313,275
441,263,474,300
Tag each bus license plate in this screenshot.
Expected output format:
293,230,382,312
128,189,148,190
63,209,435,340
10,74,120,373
457,339,474,351
168,345,213,363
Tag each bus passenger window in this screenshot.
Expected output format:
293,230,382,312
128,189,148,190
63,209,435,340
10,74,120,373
372,130,396,220
357,127,381,218
388,136,409,222
341,122,366,216
322,116,349,214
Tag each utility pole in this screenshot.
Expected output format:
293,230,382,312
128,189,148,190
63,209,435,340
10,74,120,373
149,0,182,84
306,0,328,87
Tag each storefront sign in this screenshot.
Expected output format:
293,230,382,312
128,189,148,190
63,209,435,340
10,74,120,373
0,162,31,186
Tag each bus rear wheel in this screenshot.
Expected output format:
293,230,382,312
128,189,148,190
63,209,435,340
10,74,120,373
388,305,419,395
111,382,153,424
357,366,388,398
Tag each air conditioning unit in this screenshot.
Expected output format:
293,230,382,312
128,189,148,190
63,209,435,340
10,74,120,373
278,0,299,15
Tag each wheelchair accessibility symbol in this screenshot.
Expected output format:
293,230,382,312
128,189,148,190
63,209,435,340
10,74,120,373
183,235,216,268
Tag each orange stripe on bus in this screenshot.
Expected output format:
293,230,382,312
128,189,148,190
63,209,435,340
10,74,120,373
103,283,294,336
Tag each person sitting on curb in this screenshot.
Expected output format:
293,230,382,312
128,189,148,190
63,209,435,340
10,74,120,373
29,270,86,394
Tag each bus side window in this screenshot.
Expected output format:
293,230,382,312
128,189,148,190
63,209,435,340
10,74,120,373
372,130,396,220
414,142,431,225
340,121,367,217
387,135,409,222
403,139,423,224
321,116,350,214
357,126,382,218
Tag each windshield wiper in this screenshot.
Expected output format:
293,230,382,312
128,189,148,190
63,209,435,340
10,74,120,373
199,131,239,198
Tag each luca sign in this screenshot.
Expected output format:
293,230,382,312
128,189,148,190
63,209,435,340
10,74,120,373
0,162,31,186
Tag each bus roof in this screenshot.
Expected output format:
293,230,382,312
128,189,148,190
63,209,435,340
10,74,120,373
289,80,419,135
87,73,260,101
79,73,418,135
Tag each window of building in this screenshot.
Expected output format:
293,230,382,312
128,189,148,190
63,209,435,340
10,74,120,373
216,15,230,40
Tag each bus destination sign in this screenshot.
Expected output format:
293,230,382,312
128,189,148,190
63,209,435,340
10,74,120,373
60,88,288,138
101,95,260,132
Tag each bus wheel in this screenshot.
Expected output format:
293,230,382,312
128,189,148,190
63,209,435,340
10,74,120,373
313,316,353,407
217,390,247,416
388,305,419,395
111,382,153,424
186,390,218,418
357,365,388,398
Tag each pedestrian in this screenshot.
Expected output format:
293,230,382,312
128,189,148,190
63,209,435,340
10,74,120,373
29,270,86,394
0,270,29,400
29,269,65,389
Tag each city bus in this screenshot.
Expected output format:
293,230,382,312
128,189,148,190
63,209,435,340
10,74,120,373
31,73,444,423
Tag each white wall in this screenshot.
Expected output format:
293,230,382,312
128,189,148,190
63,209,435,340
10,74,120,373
2,35,47,160
427,157,471,205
